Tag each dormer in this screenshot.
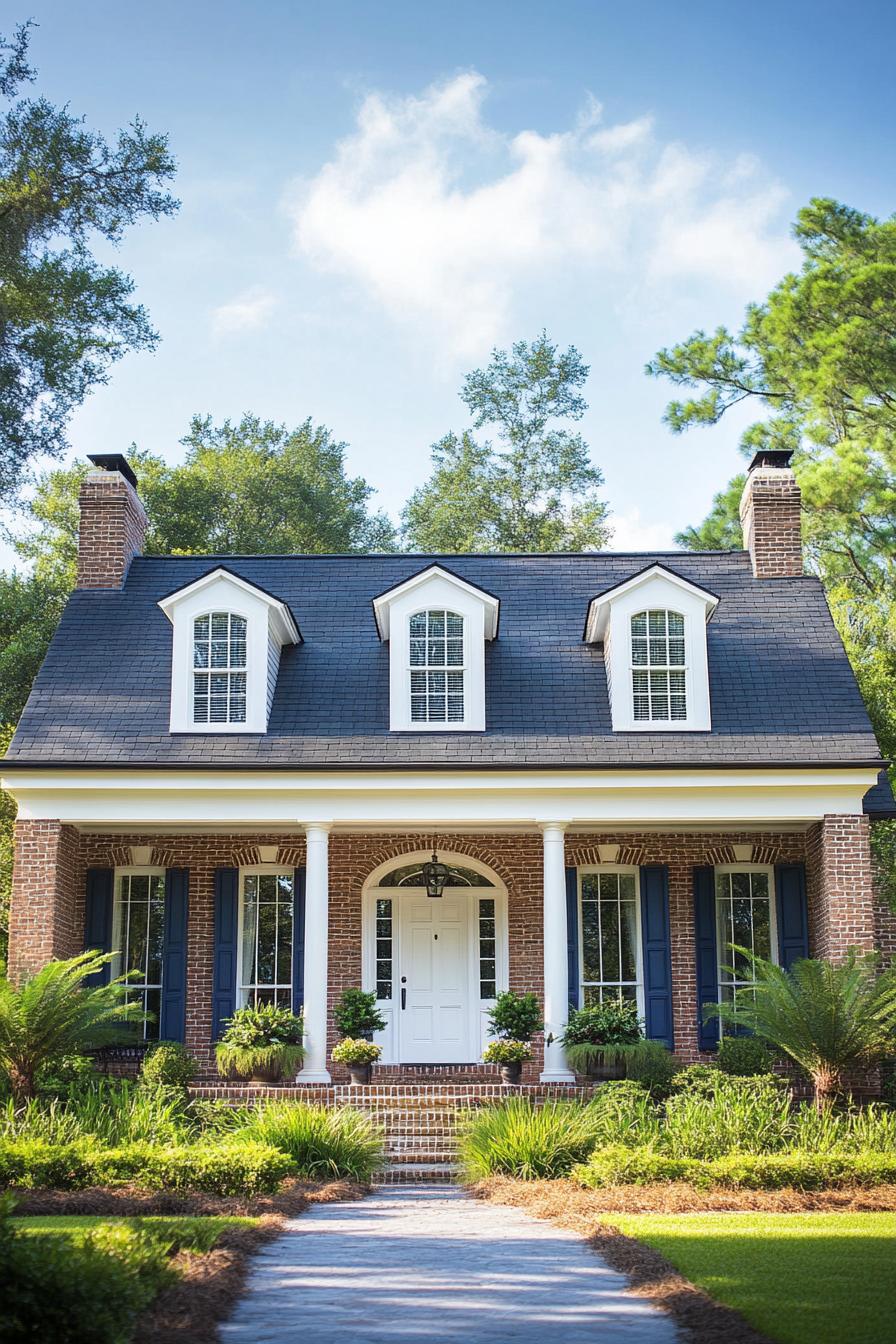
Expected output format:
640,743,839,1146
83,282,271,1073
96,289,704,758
158,568,300,733
373,565,499,732
584,564,718,732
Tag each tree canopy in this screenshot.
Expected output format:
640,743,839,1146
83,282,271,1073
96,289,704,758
0,21,178,503
402,332,611,552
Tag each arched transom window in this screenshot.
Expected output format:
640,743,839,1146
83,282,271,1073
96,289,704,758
193,612,247,724
409,609,465,723
630,609,686,723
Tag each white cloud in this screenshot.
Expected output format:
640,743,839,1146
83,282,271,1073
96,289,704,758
288,73,797,358
607,508,678,553
212,287,278,336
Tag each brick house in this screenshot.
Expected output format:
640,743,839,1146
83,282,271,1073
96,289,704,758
3,448,895,1088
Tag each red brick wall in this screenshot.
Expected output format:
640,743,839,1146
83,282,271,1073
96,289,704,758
8,818,883,1073
76,471,147,589
8,820,82,981
739,467,803,578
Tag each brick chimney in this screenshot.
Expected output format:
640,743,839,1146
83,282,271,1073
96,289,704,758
738,449,802,578
76,454,148,589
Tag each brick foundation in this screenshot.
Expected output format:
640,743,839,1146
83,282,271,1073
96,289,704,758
7,819,886,1073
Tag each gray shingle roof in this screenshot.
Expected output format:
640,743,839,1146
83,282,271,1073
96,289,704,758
4,551,891,813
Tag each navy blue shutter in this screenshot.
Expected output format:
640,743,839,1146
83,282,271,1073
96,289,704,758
292,866,306,1016
159,869,189,1042
83,868,113,987
565,866,580,1012
212,868,239,1039
693,865,719,1050
775,863,809,970
639,865,674,1049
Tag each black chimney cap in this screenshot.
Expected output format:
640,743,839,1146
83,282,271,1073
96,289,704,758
87,454,139,491
747,448,794,472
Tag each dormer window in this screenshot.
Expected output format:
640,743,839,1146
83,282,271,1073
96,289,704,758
631,610,686,723
373,565,499,732
159,568,300,734
193,612,247,725
584,564,717,732
410,610,465,723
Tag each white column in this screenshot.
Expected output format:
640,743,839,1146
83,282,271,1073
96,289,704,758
540,822,575,1083
297,823,332,1084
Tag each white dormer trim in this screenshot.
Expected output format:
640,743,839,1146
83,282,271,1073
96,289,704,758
373,566,499,732
158,568,299,734
584,564,718,733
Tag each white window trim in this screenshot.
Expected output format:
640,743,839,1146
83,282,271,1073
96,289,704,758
376,569,493,732
236,865,296,1009
159,569,299,735
577,865,645,1022
112,866,166,1042
585,568,715,732
713,863,779,1008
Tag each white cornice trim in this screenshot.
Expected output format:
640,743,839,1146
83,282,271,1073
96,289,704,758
158,568,300,646
584,564,718,643
373,566,499,640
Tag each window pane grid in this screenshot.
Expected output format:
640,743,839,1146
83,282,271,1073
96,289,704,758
631,609,687,722
580,872,639,1005
193,612,247,724
375,897,393,1001
115,872,165,1042
478,897,497,999
409,610,465,723
240,873,294,1008
715,870,773,1009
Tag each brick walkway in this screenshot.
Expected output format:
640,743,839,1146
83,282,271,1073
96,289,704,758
220,1187,681,1342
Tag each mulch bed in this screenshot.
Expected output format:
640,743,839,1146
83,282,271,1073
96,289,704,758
474,1178,896,1344
11,1179,368,1344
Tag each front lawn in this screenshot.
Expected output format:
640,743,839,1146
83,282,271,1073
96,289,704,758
604,1212,896,1344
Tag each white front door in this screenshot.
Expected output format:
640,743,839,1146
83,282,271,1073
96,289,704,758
398,892,471,1063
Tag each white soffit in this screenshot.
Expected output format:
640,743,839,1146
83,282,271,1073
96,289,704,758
373,565,500,640
584,564,719,643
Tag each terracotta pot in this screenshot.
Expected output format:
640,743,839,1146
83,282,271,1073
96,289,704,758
347,1062,372,1085
500,1061,523,1085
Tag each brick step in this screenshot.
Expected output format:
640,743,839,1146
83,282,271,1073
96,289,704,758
378,1162,458,1186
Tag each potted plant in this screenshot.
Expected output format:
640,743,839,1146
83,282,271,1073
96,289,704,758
215,1003,305,1084
333,988,387,1041
561,999,642,1080
484,990,543,1084
482,1038,532,1085
332,1037,382,1085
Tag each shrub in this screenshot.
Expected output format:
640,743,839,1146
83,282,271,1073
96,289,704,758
458,1098,604,1181
670,1063,722,1095
333,990,387,1039
572,1144,699,1188
716,1035,774,1077
141,1042,197,1090
0,1138,100,1189
0,1196,170,1343
331,1038,382,1066
561,999,641,1048
482,1040,532,1064
236,1102,384,1182
215,1003,305,1080
585,1082,661,1148
571,1146,896,1191
661,1073,791,1159
487,992,543,1042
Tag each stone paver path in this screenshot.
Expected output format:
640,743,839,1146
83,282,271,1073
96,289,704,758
220,1187,681,1342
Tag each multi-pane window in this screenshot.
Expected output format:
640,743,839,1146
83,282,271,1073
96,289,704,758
631,610,686,723
239,872,294,1008
375,897,393,1001
113,872,165,1041
409,610,465,723
478,898,497,999
580,871,640,1006
715,869,775,1004
193,612,247,725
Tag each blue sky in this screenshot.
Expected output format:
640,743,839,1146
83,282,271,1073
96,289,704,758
9,1,896,553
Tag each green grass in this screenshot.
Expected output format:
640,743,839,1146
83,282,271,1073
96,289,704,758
12,1214,257,1253
603,1212,896,1344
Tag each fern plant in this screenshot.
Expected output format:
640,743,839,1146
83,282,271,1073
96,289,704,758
215,1003,305,1081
